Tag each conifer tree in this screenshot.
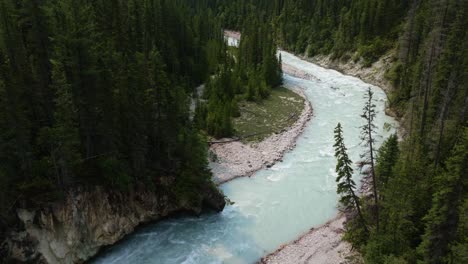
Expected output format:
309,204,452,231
376,133,399,192
334,123,367,231
360,87,379,232
0,0,226,220
38,60,82,187
418,128,468,264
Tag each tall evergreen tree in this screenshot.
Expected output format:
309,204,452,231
375,134,399,192
360,87,379,232
334,123,367,232
0,0,227,223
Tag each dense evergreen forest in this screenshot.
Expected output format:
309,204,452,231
0,0,282,230
199,0,410,65
194,14,282,138
1,0,467,263
206,0,467,263
0,0,230,228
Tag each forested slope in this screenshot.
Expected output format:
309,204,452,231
0,0,466,263
0,0,283,243
0,0,227,231
205,0,467,263
194,13,282,138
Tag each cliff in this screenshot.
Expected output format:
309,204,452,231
1,184,225,263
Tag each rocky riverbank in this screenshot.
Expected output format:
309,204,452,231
212,31,314,184
260,175,374,264
309,52,395,94
260,172,377,264
210,87,313,184
0,184,225,263
259,53,397,263
259,214,358,264
308,52,406,138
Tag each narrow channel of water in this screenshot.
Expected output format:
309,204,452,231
92,51,398,264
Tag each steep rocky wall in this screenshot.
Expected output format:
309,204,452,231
308,52,408,138
1,184,225,263
309,51,395,94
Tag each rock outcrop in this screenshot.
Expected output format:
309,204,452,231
1,184,225,264
309,51,395,94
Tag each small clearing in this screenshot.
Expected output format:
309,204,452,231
234,87,305,142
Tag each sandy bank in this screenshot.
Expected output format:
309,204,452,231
210,88,312,184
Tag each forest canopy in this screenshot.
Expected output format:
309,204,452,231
0,1,466,263
0,0,227,221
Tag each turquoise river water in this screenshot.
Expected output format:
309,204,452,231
92,50,398,264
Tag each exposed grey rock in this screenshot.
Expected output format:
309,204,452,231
2,184,225,263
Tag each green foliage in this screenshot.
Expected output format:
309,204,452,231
334,123,358,209
233,87,304,142
418,129,468,264
317,1,468,262
334,122,368,237
99,157,132,191
209,0,408,64
0,0,222,219
1,2,467,264
202,1,468,263
359,88,380,232
358,38,392,67
195,13,282,138
376,134,399,191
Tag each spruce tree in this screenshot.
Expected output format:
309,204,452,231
334,123,367,231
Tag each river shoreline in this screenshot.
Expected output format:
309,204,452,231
210,87,313,184
260,173,374,264
259,56,396,264
210,31,315,185
308,52,394,94
223,30,356,263
308,53,406,138
224,30,395,264
259,213,357,264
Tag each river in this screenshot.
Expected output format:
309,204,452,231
91,50,398,264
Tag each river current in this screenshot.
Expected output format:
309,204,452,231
92,50,398,264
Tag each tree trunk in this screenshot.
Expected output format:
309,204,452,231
368,116,379,232
434,72,456,170
352,190,368,233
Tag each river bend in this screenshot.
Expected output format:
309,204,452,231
92,50,398,264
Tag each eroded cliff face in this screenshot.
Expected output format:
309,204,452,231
1,184,225,264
